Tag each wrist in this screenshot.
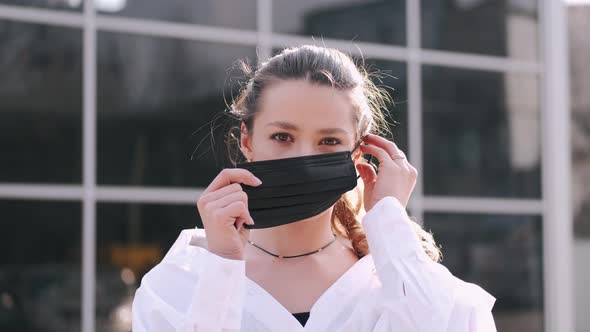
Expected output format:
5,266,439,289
209,249,244,261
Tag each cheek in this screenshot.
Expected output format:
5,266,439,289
248,133,281,161
253,150,279,162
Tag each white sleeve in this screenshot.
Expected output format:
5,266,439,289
467,296,498,332
131,229,246,332
362,196,497,332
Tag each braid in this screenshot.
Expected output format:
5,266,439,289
331,186,442,262
331,187,369,258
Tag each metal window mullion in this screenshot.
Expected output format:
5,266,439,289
420,48,541,73
0,184,83,200
95,186,205,204
0,184,545,215
0,4,83,27
423,196,543,215
82,0,97,331
257,0,272,62
539,0,574,332
406,0,424,221
95,15,258,46
269,33,410,62
0,4,542,74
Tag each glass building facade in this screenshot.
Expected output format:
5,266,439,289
0,1,579,331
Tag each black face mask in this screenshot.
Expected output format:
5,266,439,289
235,141,366,229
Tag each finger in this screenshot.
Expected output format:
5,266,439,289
237,219,251,239
358,144,398,168
204,168,262,195
355,162,377,184
234,216,250,231
209,191,254,225
223,201,254,228
210,190,248,209
200,183,243,204
362,133,403,158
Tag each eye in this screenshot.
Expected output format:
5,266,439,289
321,137,342,145
270,132,292,143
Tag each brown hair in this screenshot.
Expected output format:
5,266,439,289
223,45,441,262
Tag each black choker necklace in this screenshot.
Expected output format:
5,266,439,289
247,234,337,259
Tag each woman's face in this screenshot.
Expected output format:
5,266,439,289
240,80,362,162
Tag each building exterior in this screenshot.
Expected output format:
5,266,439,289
0,0,580,331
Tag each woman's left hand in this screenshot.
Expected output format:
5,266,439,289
355,133,418,211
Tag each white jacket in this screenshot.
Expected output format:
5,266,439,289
132,196,497,331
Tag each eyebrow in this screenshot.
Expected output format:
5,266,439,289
266,121,348,135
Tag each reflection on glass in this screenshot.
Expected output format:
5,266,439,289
97,0,257,30
424,212,543,332
96,203,198,332
0,21,82,183
0,0,81,11
97,32,257,187
422,65,541,198
0,200,81,332
273,0,406,46
421,0,538,59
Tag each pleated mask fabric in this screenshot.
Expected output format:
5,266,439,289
235,145,362,229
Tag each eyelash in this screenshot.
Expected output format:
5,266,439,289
270,132,342,145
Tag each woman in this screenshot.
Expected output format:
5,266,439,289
132,45,497,331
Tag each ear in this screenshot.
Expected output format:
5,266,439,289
240,122,254,162
351,135,366,163
352,148,363,162
351,152,362,168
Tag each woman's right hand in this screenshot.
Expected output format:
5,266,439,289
196,169,262,260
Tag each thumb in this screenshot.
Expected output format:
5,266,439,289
238,221,251,242
356,162,377,184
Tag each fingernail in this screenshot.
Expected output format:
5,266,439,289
255,177,262,185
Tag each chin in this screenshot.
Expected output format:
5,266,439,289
298,206,335,224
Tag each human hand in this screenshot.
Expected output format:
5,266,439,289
355,133,418,211
196,169,262,260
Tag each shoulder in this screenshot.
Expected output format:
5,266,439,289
372,255,496,330
427,262,496,325
137,227,212,295
133,228,211,320
147,227,210,272
455,280,496,312
447,278,497,330
168,226,207,250
140,227,210,281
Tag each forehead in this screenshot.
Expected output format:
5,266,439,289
256,80,356,131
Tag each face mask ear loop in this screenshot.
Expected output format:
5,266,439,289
353,136,366,180
352,135,378,180
351,135,366,154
